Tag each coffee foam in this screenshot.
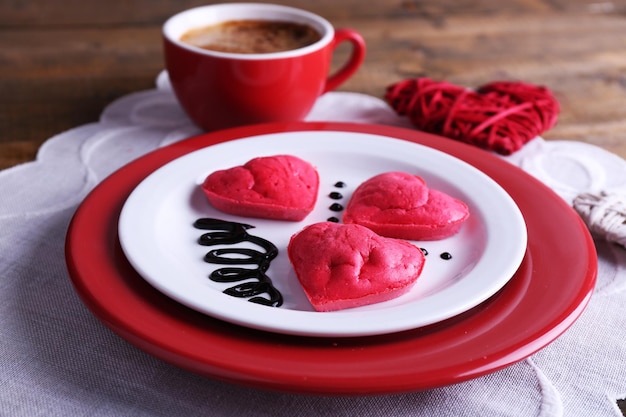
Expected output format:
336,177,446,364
181,20,322,54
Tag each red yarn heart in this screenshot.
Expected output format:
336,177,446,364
385,78,560,155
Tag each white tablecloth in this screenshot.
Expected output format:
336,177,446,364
2,73,626,416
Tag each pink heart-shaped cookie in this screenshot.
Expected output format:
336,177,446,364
201,155,319,221
288,222,425,312
343,172,469,240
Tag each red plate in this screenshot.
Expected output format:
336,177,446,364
65,122,597,394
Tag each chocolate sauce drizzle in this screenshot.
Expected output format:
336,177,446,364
193,218,283,307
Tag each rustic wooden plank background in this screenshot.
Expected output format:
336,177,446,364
2,0,626,170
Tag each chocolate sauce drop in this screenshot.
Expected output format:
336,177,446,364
329,203,344,212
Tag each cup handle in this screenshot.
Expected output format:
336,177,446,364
323,28,366,93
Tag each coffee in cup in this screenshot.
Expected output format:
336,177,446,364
180,19,322,54
163,3,366,131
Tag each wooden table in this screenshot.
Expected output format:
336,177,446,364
3,0,626,171
1,0,626,413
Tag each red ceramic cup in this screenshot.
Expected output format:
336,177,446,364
163,3,366,131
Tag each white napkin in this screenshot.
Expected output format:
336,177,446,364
1,73,626,417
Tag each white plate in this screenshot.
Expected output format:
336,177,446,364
118,131,527,337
